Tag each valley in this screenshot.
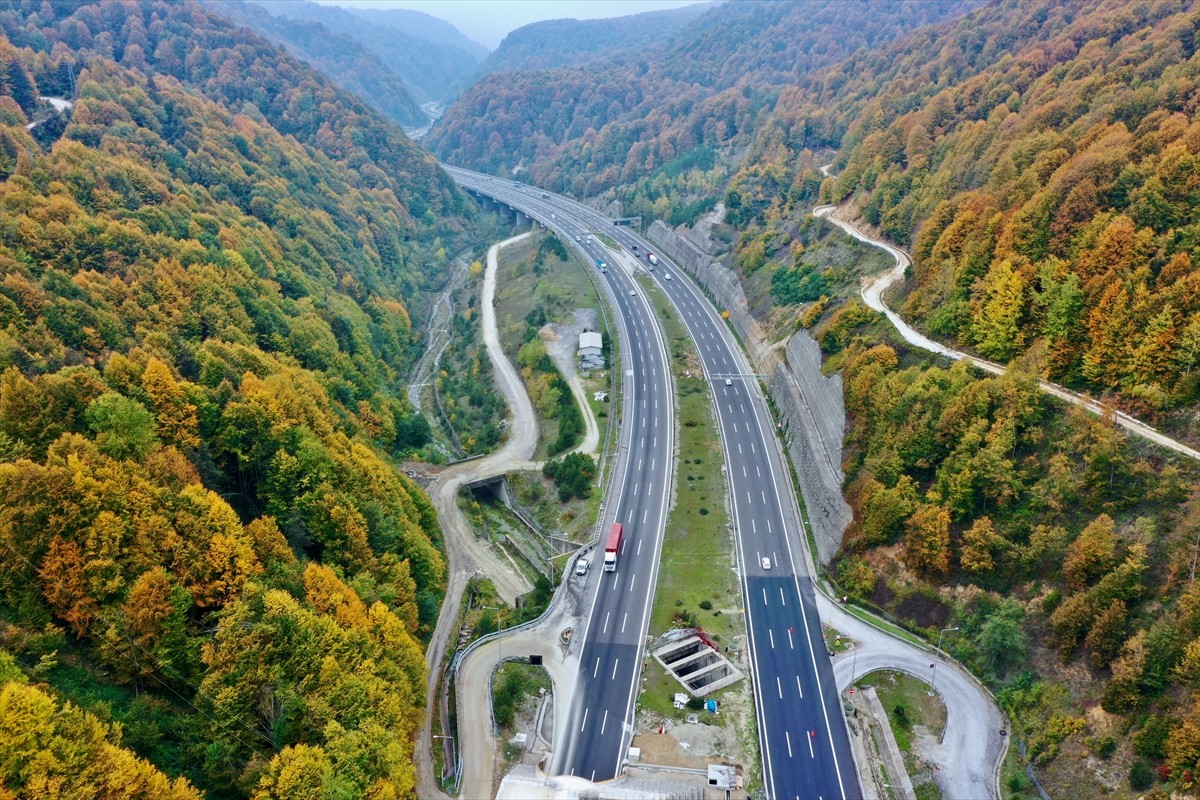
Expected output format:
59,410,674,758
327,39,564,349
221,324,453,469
4,1,1200,799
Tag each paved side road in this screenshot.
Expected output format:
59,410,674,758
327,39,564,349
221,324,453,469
813,205,1200,462
416,230,609,799
818,592,1006,800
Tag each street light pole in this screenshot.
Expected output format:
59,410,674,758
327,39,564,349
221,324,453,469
928,626,959,697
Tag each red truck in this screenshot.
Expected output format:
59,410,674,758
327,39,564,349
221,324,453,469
604,523,624,572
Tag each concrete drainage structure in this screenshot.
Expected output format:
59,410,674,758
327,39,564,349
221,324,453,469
652,636,744,696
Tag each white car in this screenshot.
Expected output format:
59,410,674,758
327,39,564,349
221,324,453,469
575,235,581,241
725,377,733,386
629,289,636,295
664,272,672,280
761,557,771,570
576,559,590,576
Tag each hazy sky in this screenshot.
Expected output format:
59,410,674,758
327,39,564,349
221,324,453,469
321,0,706,49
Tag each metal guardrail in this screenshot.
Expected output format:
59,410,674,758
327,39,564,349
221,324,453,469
448,552,583,678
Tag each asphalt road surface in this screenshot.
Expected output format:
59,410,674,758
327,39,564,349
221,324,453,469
446,166,861,799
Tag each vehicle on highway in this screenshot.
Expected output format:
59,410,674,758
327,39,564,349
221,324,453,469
664,272,672,280
629,289,636,295
632,244,639,252
603,523,624,572
647,253,659,266
761,557,771,570
576,558,590,576
576,235,581,241
541,193,549,199
725,377,732,386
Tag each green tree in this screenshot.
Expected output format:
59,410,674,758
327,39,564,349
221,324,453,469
85,392,158,460
977,600,1026,677
971,259,1026,361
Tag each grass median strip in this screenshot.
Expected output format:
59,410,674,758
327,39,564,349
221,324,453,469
637,274,742,699
633,273,762,791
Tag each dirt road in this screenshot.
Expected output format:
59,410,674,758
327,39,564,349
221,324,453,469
814,205,1200,462
416,232,541,800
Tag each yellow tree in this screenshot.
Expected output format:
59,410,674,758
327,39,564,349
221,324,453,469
971,259,1026,361
1063,513,1118,591
141,358,200,449
960,516,1004,574
902,504,951,576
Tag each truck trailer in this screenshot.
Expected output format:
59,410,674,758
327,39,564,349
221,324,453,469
604,523,624,572
647,253,659,267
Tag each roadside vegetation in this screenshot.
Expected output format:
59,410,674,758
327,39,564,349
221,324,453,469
494,231,611,460
435,268,507,456
857,670,948,800
492,661,552,768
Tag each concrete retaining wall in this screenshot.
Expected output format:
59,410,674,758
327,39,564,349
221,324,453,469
770,333,852,564
648,221,851,564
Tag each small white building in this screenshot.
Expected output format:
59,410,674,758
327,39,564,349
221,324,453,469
578,331,603,357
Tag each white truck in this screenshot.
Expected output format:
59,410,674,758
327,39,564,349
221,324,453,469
647,252,659,267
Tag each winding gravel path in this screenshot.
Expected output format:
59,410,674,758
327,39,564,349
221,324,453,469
416,232,539,800
813,205,1200,462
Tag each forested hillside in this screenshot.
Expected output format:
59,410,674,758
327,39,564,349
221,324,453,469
250,0,485,105
476,4,709,76
427,0,977,217
0,1,469,796
345,5,487,63
206,0,426,128
731,0,1200,434
703,0,1200,793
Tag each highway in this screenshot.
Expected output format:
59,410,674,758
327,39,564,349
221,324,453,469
445,165,861,799
446,167,676,783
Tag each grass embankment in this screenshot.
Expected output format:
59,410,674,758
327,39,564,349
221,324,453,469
494,230,613,461
492,662,552,765
858,670,948,800
636,275,743,714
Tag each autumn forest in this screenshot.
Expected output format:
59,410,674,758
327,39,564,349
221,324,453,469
5,0,1200,797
